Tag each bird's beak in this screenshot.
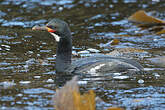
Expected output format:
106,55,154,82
32,25,56,33
46,27,56,33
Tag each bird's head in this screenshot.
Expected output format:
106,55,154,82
32,19,71,42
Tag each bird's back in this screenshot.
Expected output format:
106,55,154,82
69,55,143,74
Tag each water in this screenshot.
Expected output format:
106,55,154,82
0,0,165,109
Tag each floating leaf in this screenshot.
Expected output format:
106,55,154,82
111,39,120,45
115,48,145,53
73,90,96,110
133,99,144,102
128,10,165,25
107,48,145,55
54,76,96,110
54,76,124,110
106,48,147,58
156,29,165,34
114,34,131,37
128,10,165,34
148,26,164,33
107,107,124,110
115,34,143,37
54,76,79,110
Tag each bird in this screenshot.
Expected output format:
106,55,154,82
32,19,143,74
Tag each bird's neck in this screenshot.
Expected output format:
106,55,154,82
56,38,72,73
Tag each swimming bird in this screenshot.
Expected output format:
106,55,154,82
32,19,143,74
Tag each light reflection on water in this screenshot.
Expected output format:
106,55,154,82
0,0,165,109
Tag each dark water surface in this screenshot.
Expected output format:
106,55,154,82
0,0,165,109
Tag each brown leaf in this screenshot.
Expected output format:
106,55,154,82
128,10,165,25
128,10,165,34
106,107,124,110
73,90,96,110
107,48,145,55
133,99,144,102
54,76,79,110
111,39,120,45
156,29,165,34
54,76,123,110
106,48,147,58
54,76,96,110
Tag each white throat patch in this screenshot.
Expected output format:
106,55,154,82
50,32,60,42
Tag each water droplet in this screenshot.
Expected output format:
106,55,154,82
19,81,31,84
46,79,54,83
78,80,87,85
58,7,63,11
138,79,144,84
113,75,129,79
34,76,41,79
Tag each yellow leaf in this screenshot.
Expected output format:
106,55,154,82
114,34,131,37
54,76,96,110
156,29,165,34
111,39,120,45
54,76,123,110
107,48,145,55
54,76,79,110
106,107,124,110
73,90,96,110
128,10,165,24
133,99,144,102
106,48,146,57
116,48,145,53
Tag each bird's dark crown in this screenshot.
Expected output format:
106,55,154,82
46,19,71,38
